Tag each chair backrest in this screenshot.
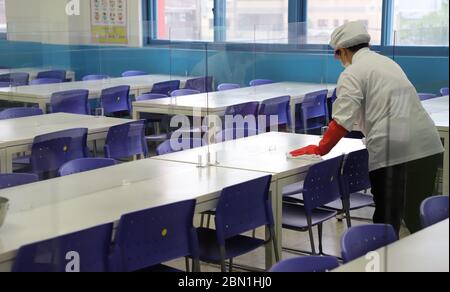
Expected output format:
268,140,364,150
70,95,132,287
104,120,147,159
136,93,168,101
59,158,116,177
170,89,201,97
215,175,273,245
301,89,329,121
12,223,113,272
31,128,89,174
156,138,204,156
217,83,240,91
0,174,39,190
109,200,199,272
302,155,345,215
0,81,11,88
30,78,63,85
185,76,214,93
100,85,131,115
418,93,437,101
259,95,291,127
36,70,66,82
150,80,181,95
50,89,90,115
0,107,43,120
440,88,449,96
420,196,449,229
224,101,259,117
269,256,340,272
82,74,108,81
215,128,258,143
249,79,274,87
341,224,398,263
121,70,147,77
0,73,29,86
341,149,371,196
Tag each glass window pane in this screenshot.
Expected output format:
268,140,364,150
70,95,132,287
0,0,6,33
156,0,214,41
225,0,289,43
307,0,383,45
393,0,449,46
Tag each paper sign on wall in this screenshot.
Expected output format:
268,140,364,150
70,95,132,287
91,0,128,44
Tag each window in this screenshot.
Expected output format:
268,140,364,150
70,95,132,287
0,0,6,34
225,0,289,43
155,0,214,41
392,0,449,46
307,0,383,45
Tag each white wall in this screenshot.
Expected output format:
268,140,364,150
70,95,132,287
5,0,143,47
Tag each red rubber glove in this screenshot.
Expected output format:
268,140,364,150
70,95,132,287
290,120,349,157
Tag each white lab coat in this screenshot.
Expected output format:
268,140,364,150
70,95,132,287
333,48,444,171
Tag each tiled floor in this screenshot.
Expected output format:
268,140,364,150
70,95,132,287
165,207,411,272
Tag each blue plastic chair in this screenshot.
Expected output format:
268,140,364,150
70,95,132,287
100,85,131,116
150,80,181,95
82,74,108,81
30,128,89,177
36,70,66,82
0,174,39,190
135,93,171,143
296,89,329,134
420,196,449,229
196,175,278,272
249,79,274,87
12,223,113,272
0,107,43,120
341,224,398,263
269,256,339,272
109,200,200,272
50,89,90,115
170,89,201,97
282,155,345,255
324,149,374,227
59,158,116,177
223,102,260,130
217,83,240,91
418,93,437,101
121,70,147,77
156,138,204,156
104,120,148,160
259,96,291,130
441,88,449,96
0,73,29,86
215,128,258,143
136,93,168,101
30,78,63,85
185,76,214,93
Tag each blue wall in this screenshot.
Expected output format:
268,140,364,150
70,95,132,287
1,40,448,94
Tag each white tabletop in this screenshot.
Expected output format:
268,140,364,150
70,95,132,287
0,74,188,99
0,158,268,267
422,96,449,130
0,68,75,80
335,219,449,272
0,113,131,148
133,82,336,113
153,132,365,179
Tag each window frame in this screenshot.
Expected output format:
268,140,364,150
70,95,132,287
144,0,449,56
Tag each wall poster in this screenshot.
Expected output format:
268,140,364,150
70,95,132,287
91,0,128,44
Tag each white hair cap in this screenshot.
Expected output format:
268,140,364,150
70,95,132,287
330,21,371,50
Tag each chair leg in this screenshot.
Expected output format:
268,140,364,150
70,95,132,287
207,214,212,228
219,246,227,273
308,227,317,255
252,229,256,238
318,223,324,255
270,227,280,262
192,258,201,272
229,259,233,273
185,257,190,272
200,214,205,228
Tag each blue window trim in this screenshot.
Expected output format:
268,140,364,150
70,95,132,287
144,0,449,57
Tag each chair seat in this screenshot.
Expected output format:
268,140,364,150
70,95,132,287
324,192,374,211
282,203,338,230
197,228,266,262
282,181,304,197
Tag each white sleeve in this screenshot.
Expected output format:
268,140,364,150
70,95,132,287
332,71,364,132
